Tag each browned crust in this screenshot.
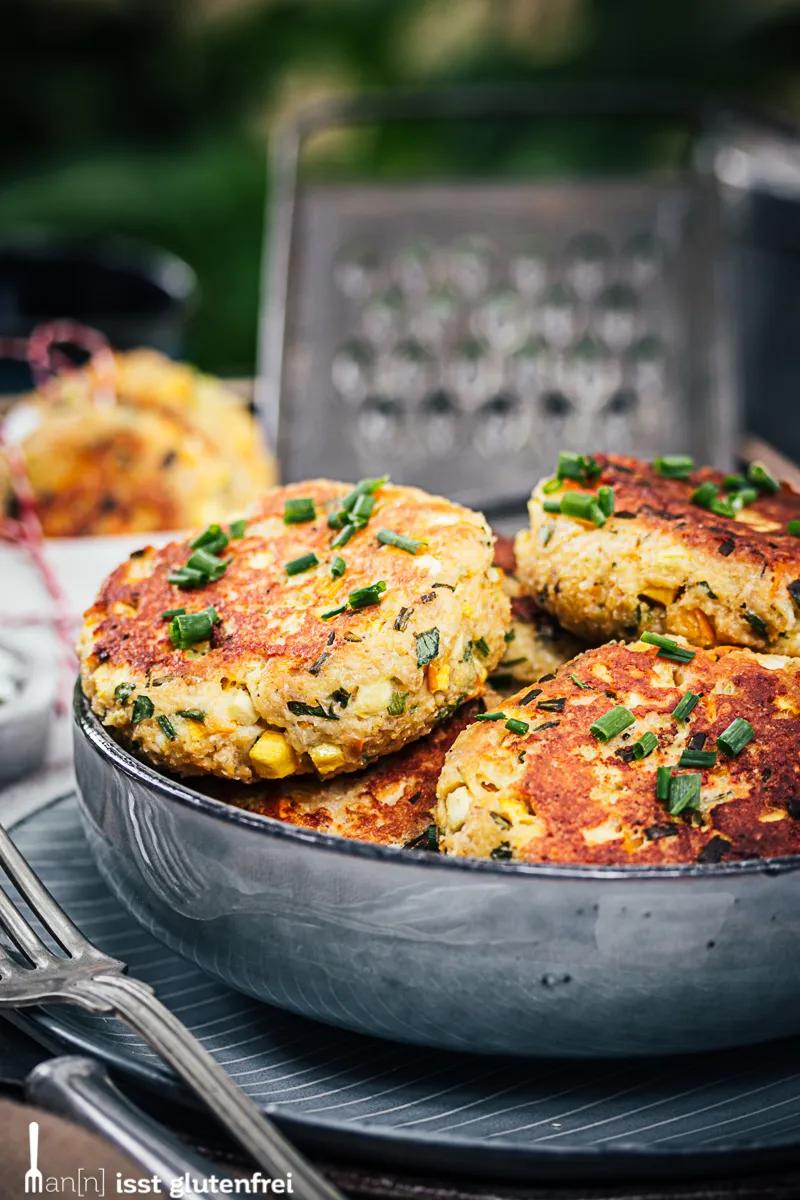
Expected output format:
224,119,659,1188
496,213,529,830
448,641,800,865
585,455,800,573
84,480,493,678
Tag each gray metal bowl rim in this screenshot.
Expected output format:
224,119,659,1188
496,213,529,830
74,680,800,883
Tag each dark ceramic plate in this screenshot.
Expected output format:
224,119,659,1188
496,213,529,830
8,793,800,1184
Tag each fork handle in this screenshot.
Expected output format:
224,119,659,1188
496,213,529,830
82,975,344,1200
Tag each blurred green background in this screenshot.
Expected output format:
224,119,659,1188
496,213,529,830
3,0,800,375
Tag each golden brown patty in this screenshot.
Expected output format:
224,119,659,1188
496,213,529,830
515,454,800,654
79,480,509,782
436,639,800,865
1,349,275,535
490,535,586,698
201,702,481,848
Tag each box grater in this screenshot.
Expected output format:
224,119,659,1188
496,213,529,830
258,86,738,514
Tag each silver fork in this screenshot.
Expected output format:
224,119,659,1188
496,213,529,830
0,824,344,1200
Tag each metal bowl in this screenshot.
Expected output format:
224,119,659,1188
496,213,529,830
73,683,800,1059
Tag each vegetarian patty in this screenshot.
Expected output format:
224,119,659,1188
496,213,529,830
79,479,509,782
514,454,800,654
490,535,586,698
2,349,274,536
436,638,800,865
202,701,481,848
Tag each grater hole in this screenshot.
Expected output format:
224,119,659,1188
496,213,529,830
362,286,404,346
475,393,531,456
334,243,380,301
540,390,574,418
375,339,433,400
357,396,405,449
542,282,579,349
332,339,373,404
446,337,503,411
446,234,495,299
558,334,620,406
420,390,458,456
407,285,459,344
604,388,638,416
595,283,639,351
624,231,661,288
510,241,548,297
472,287,527,354
392,240,436,296
564,232,611,301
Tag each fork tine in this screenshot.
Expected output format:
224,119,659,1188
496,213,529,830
0,887,52,967
0,936,22,979
0,825,89,958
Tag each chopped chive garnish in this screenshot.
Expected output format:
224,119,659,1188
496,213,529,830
559,491,606,526
542,477,562,494
543,498,562,513
131,695,154,725
416,627,440,667
169,605,220,649
691,481,718,510
284,497,316,523
491,842,513,860
330,687,350,707
678,748,717,768
473,637,490,657
475,711,507,721
321,604,346,620
229,518,247,539
351,492,376,521
288,700,338,720
717,717,755,757
348,580,387,610
504,629,515,643
537,697,565,713
157,715,176,741
788,520,800,537
167,565,209,589
331,555,346,578
341,475,389,511
331,523,356,548
590,705,635,742
185,547,228,581
656,766,672,802
161,607,186,620
640,631,696,662
597,485,615,518
114,682,135,705
394,606,413,632
723,473,747,491
557,452,601,484
744,610,768,638
387,690,407,716
377,528,424,554
285,552,319,576
505,717,529,735
710,496,737,519
667,772,701,815
729,486,758,510
747,461,780,494
672,691,701,722
632,731,658,759
191,523,229,554
653,455,695,479
176,709,205,721
570,673,590,689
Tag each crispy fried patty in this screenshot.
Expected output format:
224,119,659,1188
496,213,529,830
200,702,481,847
79,480,509,782
2,349,274,536
515,455,800,654
436,639,800,865
490,535,586,698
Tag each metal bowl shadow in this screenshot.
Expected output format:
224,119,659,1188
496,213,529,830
73,683,800,1059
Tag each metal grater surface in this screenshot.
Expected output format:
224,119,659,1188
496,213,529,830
273,178,732,507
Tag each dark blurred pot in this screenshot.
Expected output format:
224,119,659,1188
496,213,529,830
0,232,197,392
